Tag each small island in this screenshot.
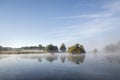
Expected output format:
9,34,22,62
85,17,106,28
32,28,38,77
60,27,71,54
68,44,86,54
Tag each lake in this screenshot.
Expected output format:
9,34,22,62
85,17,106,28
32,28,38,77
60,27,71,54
0,52,120,80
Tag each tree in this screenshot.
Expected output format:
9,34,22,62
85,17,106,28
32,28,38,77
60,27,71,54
46,44,58,53
42,46,46,51
38,44,43,50
67,44,86,54
68,46,81,54
38,44,46,52
60,43,66,52
0,46,2,51
79,45,86,53
54,46,58,52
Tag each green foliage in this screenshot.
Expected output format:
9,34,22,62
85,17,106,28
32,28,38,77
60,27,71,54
0,46,2,50
60,43,66,52
21,46,39,50
46,44,58,53
0,43,86,54
38,44,45,51
38,44,43,50
42,46,46,51
68,44,86,54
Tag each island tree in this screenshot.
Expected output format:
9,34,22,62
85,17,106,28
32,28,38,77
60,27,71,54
60,43,66,52
67,44,86,54
46,44,58,53
38,44,46,52
38,44,43,50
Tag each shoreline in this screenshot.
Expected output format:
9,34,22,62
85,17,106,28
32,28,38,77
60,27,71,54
0,50,46,54
0,50,62,54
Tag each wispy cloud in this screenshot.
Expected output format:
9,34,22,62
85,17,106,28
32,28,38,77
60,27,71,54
52,17,117,40
57,13,113,19
52,0,120,46
103,0,120,14
57,0,120,19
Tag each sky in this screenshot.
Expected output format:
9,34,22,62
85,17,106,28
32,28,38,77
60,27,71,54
0,0,120,50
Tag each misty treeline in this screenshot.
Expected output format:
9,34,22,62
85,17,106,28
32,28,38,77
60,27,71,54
0,43,86,54
104,40,120,53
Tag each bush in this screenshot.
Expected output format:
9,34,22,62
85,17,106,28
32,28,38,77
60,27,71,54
68,44,86,54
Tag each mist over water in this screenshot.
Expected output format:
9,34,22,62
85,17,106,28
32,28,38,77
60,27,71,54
0,0,120,79
104,40,120,53
0,52,120,80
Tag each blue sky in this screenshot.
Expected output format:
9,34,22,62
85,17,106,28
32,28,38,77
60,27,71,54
0,0,120,50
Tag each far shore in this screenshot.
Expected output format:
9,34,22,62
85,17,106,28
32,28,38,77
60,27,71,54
0,50,47,54
0,50,63,54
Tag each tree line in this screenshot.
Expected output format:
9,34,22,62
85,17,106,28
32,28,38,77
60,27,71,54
0,43,86,54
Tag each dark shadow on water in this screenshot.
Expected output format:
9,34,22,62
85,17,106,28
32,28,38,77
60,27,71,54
45,53,58,63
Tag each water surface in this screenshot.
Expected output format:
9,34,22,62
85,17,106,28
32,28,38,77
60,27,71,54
0,52,120,80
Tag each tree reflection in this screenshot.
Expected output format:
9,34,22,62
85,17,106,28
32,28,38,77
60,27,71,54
60,54,66,63
67,54,85,64
20,54,85,64
105,53,120,64
21,55,43,63
37,57,42,62
45,54,58,63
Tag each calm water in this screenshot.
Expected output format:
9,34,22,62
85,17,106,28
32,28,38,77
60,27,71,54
0,52,120,80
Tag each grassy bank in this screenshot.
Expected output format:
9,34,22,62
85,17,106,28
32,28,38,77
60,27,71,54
0,50,46,54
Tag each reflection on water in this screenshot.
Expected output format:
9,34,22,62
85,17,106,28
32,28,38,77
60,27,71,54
20,53,85,64
60,54,66,63
45,54,58,63
0,52,120,80
105,53,120,64
68,54,85,64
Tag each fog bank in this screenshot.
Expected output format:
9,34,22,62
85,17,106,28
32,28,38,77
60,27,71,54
104,40,120,53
